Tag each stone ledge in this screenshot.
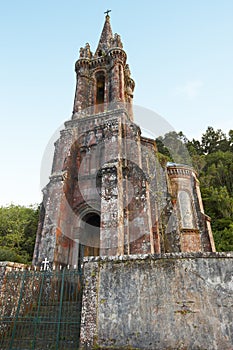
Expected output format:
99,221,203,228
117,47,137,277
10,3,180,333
0,261,27,269
83,251,233,264
68,107,129,125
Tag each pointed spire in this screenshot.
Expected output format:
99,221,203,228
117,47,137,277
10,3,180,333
95,14,113,57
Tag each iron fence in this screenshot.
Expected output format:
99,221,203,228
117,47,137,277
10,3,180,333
0,268,83,350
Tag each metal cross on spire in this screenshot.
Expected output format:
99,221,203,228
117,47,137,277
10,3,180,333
104,9,111,16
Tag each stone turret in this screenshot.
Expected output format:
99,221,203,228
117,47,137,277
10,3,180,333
72,14,135,119
166,164,216,252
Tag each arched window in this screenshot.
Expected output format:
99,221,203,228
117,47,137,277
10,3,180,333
78,213,100,265
178,191,196,229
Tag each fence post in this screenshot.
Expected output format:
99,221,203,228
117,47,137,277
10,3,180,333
55,268,65,350
9,270,27,350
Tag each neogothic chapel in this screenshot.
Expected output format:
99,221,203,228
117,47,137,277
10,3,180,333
33,14,215,267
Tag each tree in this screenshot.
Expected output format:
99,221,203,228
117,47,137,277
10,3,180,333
213,224,233,252
200,151,233,196
201,186,233,221
0,205,39,263
229,130,233,151
186,139,203,156
156,131,192,165
201,126,229,154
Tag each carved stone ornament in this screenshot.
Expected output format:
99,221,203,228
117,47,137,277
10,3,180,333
111,33,123,48
79,43,93,59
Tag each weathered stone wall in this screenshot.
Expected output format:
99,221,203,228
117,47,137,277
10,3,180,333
0,262,26,292
80,253,233,350
0,262,29,337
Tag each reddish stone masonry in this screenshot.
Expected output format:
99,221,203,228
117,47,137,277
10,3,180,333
33,15,215,267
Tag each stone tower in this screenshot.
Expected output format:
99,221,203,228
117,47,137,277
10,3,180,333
33,15,215,267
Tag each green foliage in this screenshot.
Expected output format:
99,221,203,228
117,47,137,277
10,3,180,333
156,131,192,165
0,204,39,263
156,138,171,159
0,247,25,263
213,224,233,252
157,152,171,169
202,151,233,194
201,186,233,220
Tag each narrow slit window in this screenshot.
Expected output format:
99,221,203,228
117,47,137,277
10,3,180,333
96,75,105,105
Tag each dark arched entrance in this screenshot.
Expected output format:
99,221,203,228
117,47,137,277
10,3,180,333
78,213,100,267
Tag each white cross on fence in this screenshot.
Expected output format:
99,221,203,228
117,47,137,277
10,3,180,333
41,258,50,271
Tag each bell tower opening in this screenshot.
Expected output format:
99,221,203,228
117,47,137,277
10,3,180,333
96,73,105,112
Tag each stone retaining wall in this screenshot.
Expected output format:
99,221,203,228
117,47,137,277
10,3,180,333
80,252,233,350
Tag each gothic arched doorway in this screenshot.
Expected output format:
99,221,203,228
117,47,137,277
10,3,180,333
78,213,100,267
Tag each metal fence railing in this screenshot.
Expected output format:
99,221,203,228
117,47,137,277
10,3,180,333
0,268,83,350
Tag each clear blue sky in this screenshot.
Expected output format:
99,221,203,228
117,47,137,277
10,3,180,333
0,0,232,206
